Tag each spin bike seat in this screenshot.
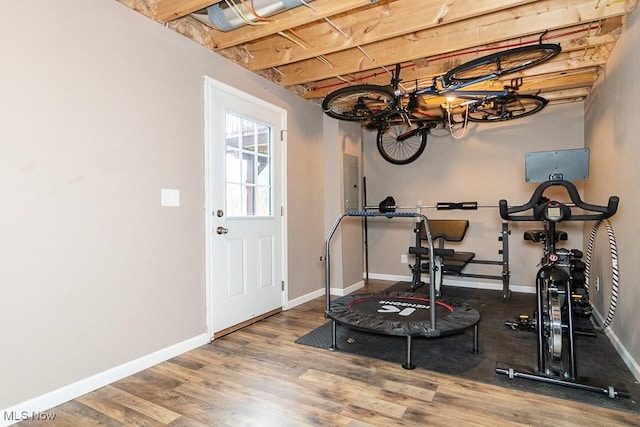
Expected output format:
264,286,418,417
523,230,568,243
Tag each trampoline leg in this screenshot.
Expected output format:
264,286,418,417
329,320,338,351
402,335,416,370
472,324,479,354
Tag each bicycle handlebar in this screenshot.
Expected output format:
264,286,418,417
499,180,619,221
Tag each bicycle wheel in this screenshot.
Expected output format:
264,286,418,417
464,94,548,122
322,85,396,121
376,123,427,165
444,44,560,84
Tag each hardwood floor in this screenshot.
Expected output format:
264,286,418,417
18,281,640,426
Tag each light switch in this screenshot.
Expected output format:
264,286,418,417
161,188,180,207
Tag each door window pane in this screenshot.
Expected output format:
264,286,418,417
226,183,242,217
225,113,272,217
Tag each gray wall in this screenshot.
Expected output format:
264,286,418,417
363,103,585,289
0,0,325,410
584,7,640,376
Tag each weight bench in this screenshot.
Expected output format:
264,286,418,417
408,219,476,294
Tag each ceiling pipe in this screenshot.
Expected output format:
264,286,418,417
204,0,315,32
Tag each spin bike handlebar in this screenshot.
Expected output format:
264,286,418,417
499,180,619,222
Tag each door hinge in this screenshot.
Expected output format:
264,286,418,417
281,280,285,291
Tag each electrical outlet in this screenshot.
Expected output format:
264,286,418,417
401,254,408,264
595,276,600,291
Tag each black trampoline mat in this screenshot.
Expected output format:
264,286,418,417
348,294,448,322
296,283,640,414
327,292,479,337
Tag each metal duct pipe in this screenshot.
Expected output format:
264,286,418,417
206,0,314,32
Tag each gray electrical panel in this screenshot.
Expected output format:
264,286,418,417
343,154,359,211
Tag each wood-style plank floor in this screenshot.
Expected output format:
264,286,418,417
17,280,640,426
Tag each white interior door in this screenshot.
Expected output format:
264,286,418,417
204,77,286,337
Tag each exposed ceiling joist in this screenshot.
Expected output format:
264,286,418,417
224,0,539,71
116,0,639,107
270,0,631,87
202,0,379,49
155,0,222,22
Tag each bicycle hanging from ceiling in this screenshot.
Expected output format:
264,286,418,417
322,38,561,165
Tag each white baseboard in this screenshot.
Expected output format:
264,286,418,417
335,280,365,296
286,287,325,309
1,333,209,427
286,280,366,310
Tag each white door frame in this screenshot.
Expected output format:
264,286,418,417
203,76,288,340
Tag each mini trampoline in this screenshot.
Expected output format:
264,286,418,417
323,212,481,369
326,292,480,369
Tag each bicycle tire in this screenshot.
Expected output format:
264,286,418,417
464,94,548,122
444,44,561,84
376,123,427,165
322,85,397,121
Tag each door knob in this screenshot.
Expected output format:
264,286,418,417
216,226,228,235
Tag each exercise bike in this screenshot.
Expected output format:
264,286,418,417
496,179,628,398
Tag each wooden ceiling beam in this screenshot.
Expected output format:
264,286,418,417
299,52,610,100
200,0,380,49
115,0,639,106
274,0,632,86
514,71,598,94
154,0,222,22
232,0,539,71
299,37,613,100
544,87,591,103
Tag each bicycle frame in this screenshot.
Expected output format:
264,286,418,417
322,43,560,164
324,43,560,124
417,73,518,100
393,70,526,123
